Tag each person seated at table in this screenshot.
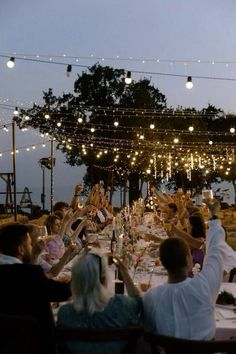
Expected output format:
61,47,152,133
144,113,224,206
27,223,77,279
0,223,71,353
171,213,206,274
142,212,226,340
57,249,142,354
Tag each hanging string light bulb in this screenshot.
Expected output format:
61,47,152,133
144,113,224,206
125,71,132,84
186,76,193,89
114,120,119,127
13,107,19,116
150,123,155,129
7,57,15,68
189,126,194,132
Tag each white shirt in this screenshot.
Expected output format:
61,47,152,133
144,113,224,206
143,219,225,340
0,254,22,264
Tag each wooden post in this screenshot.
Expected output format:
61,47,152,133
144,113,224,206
12,121,17,221
50,140,54,214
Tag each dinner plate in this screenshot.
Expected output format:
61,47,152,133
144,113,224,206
216,304,236,310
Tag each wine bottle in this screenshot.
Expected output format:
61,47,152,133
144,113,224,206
110,227,117,254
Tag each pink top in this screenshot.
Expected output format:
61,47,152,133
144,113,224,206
45,235,65,260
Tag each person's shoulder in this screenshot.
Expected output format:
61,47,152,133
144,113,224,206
57,303,74,322
112,294,142,307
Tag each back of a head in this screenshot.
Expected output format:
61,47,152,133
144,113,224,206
71,252,110,315
0,223,29,258
160,237,189,273
189,214,206,238
53,201,69,213
168,202,178,213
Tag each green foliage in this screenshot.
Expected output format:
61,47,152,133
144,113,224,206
15,64,236,197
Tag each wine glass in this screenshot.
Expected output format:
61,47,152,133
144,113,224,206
38,226,48,240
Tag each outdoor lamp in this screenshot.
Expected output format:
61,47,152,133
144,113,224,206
186,76,193,89
7,57,15,68
125,71,132,84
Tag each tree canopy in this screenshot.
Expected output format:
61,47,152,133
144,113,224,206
15,64,236,203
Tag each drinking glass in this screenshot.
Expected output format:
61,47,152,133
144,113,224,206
38,226,48,240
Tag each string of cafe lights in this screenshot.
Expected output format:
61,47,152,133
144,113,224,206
3,53,236,88
2,101,236,121
2,51,236,66
0,140,49,157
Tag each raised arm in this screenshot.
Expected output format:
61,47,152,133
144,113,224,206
171,224,204,249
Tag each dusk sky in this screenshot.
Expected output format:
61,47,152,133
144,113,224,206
0,0,236,207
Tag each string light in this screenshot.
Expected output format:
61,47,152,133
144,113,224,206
230,127,235,133
114,120,119,127
6,57,15,68
188,126,194,132
125,71,132,84
186,76,193,89
13,107,19,116
45,114,50,119
78,117,83,123
150,123,155,129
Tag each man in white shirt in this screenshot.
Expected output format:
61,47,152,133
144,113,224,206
143,218,225,340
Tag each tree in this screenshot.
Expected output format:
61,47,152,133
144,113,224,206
15,65,236,205
16,64,167,204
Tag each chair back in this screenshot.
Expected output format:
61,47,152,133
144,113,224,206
0,313,40,354
145,332,236,354
55,325,144,354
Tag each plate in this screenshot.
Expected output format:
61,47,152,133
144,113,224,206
216,304,236,310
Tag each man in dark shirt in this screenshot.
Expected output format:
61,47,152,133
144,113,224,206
0,223,71,354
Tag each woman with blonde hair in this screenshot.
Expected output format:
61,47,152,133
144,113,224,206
57,249,142,354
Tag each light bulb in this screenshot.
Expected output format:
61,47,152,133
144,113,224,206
230,127,235,133
150,123,155,129
45,114,50,119
114,121,119,127
13,107,19,116
91,127,95,133
186,76,193,89
57,122,61,127
25,116,30,121
7,57,15,68
189,126,194,132
78,117,83,123
125,71,132,84
174,138,179,143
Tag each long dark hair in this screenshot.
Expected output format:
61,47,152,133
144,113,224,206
189,214,206,239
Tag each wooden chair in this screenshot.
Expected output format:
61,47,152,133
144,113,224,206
145,332,236,354
55,325,144,354
0,314,40,354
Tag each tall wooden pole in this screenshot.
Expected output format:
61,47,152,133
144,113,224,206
50,140,54,214
12,120,17,221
